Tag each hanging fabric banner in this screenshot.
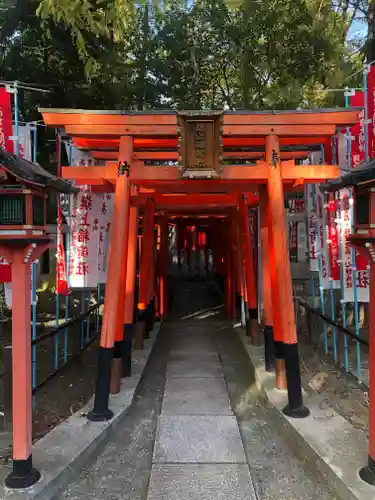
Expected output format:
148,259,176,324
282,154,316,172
350,91,365,167
288,199,305,213
338,189,370,302
326,193,340,281
0,87,14,154
68,188,114,288
316,189,331,288
289,221,298,263
97,193,114,283
0,88,14,281
56,207,68,295
338,132,348,173
16,124,32,161
367,64,375,159
306,184,318,272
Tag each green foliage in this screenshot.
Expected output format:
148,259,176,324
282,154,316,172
0,0,368,121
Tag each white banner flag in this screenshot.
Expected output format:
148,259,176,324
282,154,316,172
306,184,318,272
338,189,370,303
14,124,32,161
68,188,114,288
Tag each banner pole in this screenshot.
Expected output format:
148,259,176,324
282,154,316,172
64,140,72,363
318,145,328,353
32,124,38,398
55,130,61,370
364,65,370,162
13,82,19,156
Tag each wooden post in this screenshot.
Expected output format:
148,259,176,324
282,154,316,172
110,189,131,395
88,136,132,422
159,217,169,319
359,260,375,484
122,205,138,377
5,251,40,488
145,229,156,337
259,186,275,372
135,198,155,349
239,198,259,344
266,135,308,418
176,223,183,273
233,217,247,328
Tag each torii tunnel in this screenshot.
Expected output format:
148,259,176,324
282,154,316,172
39,107,359,426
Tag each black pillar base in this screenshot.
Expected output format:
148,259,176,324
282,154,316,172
283,342,309,419
264,325,275,372
245,319,251,337
274,340,284,360
144,301,154,338
283,404,310,419
359,457,375,486
5,456,41,489
248,308,261,345
87,346,114,422
113,340,123,359
122,323,133,377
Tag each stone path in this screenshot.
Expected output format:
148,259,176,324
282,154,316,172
147,321,257,499
56,279,337,500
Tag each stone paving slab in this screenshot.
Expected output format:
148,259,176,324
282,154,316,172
235,327,375,500
147,464,257,500
168,337,217,351
154,415,246,463
162,377,232,415
166,360,223,378
168,351,219,362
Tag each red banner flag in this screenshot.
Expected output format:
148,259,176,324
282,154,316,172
350,91,365,167
368,65,375,159
56,208,68,296
0,87,14,154
327,194,340,281
0,88,13,282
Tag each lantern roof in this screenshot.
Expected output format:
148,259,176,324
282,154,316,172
0,148,78,194
323,159,375,191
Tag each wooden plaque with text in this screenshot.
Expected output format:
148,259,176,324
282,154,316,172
177,111,223,176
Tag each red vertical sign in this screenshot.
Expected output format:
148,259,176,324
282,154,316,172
0,88,14,154
289,221,298,263
56,208,68,295
0,88,13,282
350,91,365,167
327,193,340,280
368,65,375,159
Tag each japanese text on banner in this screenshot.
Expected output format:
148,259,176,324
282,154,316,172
338,189,370,302
68,188,114,288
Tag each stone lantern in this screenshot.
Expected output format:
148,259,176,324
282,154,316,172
0,148,77,489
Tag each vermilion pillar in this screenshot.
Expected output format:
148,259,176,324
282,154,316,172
176,223,184,272
234,218,247,328
239,198,259,344
4,243,48,489
359,258,375,484
122,205,138,377
266,135,308,417
145,230,156,337
88,136,132,422
259,186,276,372
110,190,131,394
135,198,155,349
159,217,169,319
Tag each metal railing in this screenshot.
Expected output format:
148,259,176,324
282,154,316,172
0,302,103,429
31,302,102,394
295,296,369,385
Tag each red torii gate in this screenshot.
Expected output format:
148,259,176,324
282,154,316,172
40,107,358,425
